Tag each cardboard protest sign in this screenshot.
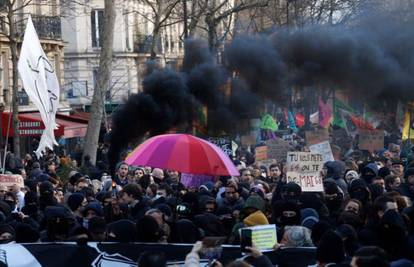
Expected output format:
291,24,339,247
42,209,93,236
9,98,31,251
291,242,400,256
305,129,329,146
180,173,215,189
266,138,290,163
309,141,334,163
286,152,324,192
255,146,268,162
240,224,277,252
358,129,384,152
0,174,24,188
207,137,232,157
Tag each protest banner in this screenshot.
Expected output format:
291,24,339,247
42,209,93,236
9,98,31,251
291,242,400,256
255,146,268,162
180,173,215,189
286,152,324,192
266,138,290,163
305,129,329,146
309,141,334,163
358,129,384,152
0,174,24,188
207,137,233,157
240,224,277,252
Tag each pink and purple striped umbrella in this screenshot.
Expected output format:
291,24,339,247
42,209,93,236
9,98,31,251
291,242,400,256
125,134,239,176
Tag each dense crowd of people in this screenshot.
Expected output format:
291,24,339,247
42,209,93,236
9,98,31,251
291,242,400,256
0,135,414,267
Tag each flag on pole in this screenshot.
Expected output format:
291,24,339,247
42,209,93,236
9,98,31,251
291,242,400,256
402,107,414,140
18,16,60,158
319,97,332,128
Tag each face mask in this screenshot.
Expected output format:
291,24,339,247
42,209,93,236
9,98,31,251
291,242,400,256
5,200,15,211
351,190,368,203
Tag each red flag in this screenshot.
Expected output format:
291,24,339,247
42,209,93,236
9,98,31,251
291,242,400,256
319,98,332,128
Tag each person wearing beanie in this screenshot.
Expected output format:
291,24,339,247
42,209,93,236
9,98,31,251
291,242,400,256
280,182,302,202
0,224,15,244
316,230,345,266
14,223,40,243
136,215,164,243
107,219,136,242
301,208,320,230
82,202,103,229
345,170,359,184
151,168,165,184
279,225,313,247
67,193,86,224
391,160,404,179
361,163,379,185
243,210,269,227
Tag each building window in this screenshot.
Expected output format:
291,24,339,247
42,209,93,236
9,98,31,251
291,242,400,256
91,9,104,48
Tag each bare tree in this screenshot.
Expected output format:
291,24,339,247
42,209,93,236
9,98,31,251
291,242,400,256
82,0,116,165
131,0,181,59
0,0,38,158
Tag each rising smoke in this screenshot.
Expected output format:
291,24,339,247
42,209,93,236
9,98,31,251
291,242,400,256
108,9,414,171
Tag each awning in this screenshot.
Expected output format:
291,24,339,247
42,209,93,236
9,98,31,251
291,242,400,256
1,112,88,138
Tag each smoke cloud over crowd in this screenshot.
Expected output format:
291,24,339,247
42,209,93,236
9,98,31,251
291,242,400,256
108,10,414,171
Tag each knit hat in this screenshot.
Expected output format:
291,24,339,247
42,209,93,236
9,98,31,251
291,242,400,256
0,224,15,240
316,230,345,264
244,196,265,211
69,172,83,186
345,170,359,181
44,206,74,220
243,210,269,226
281,182,302,198
14,223,40,243
83,202,104,217
67,193,85,212
36,174,51,184
249,186,265,199
301,208,319,230
151,168,164,179
107,219,136,243
39,181,54,195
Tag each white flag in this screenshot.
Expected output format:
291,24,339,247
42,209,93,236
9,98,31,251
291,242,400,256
18,16,60,158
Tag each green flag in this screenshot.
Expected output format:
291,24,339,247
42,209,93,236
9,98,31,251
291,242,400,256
260,114,278,131
333,98,354,128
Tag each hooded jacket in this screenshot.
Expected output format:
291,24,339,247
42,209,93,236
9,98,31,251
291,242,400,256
325,161,347,193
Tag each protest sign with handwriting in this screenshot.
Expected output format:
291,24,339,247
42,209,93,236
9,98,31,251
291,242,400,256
286,152,324,192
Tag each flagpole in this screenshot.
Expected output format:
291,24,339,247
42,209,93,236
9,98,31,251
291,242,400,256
2,103,13,174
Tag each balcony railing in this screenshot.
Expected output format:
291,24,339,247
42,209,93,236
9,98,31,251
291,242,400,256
31,15,61,40
15,16,62,40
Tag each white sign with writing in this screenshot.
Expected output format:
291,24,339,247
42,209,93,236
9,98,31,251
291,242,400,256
286,152,324,192
309,141,334,163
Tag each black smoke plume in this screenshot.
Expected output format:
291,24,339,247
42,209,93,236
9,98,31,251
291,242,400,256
109,9,414,171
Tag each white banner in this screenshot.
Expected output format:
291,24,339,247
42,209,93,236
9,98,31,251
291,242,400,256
18,16,60,158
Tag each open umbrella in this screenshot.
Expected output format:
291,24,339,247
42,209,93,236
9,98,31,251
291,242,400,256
125,134,239,176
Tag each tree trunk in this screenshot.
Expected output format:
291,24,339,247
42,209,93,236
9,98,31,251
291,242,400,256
182,0,188,39
150,21,160,60
8,8,20,158
206,15,217,52
82,0,116,165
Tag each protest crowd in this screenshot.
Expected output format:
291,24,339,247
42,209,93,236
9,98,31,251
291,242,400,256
0,129,413,267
